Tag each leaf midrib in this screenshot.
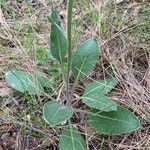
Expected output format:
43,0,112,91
85,80,116,95
82,96,114,108
50,106,71,125
74,49,90,80
90,112,138,126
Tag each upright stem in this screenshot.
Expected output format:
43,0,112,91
66,0,74,103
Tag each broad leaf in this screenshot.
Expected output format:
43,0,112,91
82,93,117,112
51,7,61,26
43,101,73,126
71,38,99,80
5,70,43,94
5,70,53,95
88,106,140,135
84,78,118,96
59,126,87,150
49,8,67,63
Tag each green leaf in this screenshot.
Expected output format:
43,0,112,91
82,93,117,112
84,78,118,96
37,73,53,89
43,101,73,126
5,70,44,94
71,38,99,80
5,70,53,95
47,49,56,60
82,78,118,112
49,8,67,63
59,126,87,150
51,7,61,26
88,106,140,135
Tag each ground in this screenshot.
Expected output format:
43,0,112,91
0,0,150,150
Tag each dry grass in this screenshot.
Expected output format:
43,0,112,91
0,0,150,149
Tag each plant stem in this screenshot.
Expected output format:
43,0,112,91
66,0,74,103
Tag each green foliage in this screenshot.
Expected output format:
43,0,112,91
43,101,73,126
59,126,87,150
37,72,53,89
49,8,67,64
5,4,141,149
82,94,117,112
71,38,99,81
48,66,61,79
81,79,118,111
83,79,118,95
51,7,61,27
88,106,140,135
5,70,53,95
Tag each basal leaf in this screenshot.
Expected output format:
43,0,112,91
88,106,140,135
5,70,44,94
71,38,99,80
51,7,61,26
49,9,67,63
5,70,53,95
82,93,117,112
84,78,118,96
59,126,87,150
82,78,118,112
43,101,73,126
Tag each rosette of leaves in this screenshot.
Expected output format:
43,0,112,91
42,8,140,150
4,5,140,150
